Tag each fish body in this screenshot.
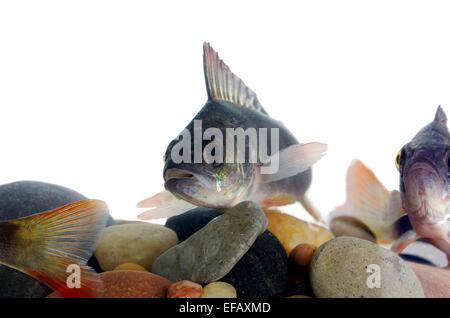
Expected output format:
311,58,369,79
138,43,326,221
0,200,109,296
330,107,450,260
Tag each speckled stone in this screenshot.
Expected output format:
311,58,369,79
265,211,334,255
310,237,425,298
222,231,289,298
95,223,178,271
0,181,112,298
165,208,222,241
152,201,268,283
201,282,237,298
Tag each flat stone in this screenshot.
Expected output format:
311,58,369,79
310,236,425,298
95,223,178,271
152,201,268,283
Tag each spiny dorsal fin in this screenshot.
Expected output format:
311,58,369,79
435,105,447,126
203,42,267,114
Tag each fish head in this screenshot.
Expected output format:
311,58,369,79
162,104,257,208
396,106,450,237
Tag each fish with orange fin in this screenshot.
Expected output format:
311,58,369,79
137,43,327,222
0,199,109,297
330,106,450,261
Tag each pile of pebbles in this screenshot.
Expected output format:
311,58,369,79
0,181,448,298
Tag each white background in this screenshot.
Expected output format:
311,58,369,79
1,1,450,222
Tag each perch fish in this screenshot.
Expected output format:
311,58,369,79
330,106,450,260
138,43,326,221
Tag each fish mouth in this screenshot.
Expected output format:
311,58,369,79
402,162,447,224
164,168,195,181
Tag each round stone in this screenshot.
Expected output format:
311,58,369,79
114,263,147,272
408,262,450,298
289,243,317,270
165,208,221,241
222,231,288,298
167,280,203,298
201,282,237,298
310,236,425,298
265,210,333,255
95,223,178,271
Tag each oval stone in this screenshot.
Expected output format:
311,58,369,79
152,201,268,283
95,223,178,271
222,231,288,298
265,211,333,255
114,263,147,272
165,208,221,241
310,237,425,298
201,282,237,298
408,262,450,298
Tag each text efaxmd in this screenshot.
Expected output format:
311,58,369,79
179,302,271,315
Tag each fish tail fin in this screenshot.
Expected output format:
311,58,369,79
260,143,327,184
137,190,196,220
7,199,109,297
329,159,405,244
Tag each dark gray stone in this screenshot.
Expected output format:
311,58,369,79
222,231,289,298
165,208,221,241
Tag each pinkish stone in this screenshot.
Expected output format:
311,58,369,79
167,280,203,298
408,262,450,298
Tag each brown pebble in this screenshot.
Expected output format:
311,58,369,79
289,243,317,270
47,270,171,298
167,280,202,298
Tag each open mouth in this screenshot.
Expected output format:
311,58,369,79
164,168,195,180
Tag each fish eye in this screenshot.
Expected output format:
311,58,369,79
395,149,404,171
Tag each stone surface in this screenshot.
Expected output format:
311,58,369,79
47,271,171,298
95,223,178,271
265,211,334,255
289,243,317,270
222,231,289,298
152,201,268,283
408,262,450,298
0,181,105,298
310,236,425,298
201,282,237,298
165,208,221,241
167,280,203,298
114,262,147,272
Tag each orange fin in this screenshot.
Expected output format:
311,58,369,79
5,199,109,296
260,193,297,208
329,160,406,243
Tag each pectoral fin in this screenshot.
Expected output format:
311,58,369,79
137,190,196,220
260,143,327,184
